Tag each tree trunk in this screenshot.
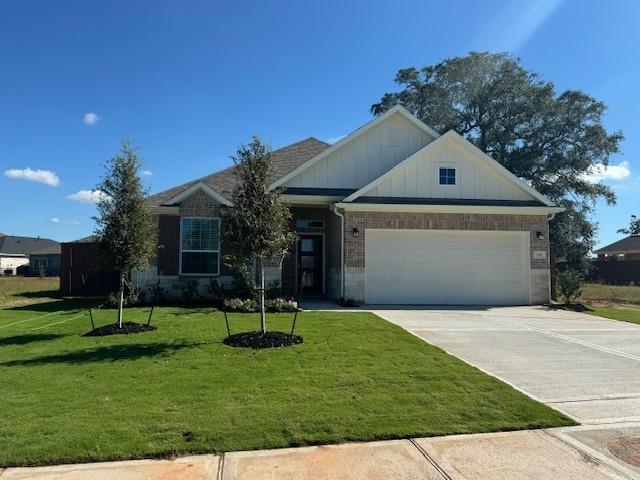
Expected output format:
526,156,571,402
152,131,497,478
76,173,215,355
117,274,125,328
258,257,266,334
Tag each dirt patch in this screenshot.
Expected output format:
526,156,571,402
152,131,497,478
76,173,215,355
607,436,640,467
223,331,303,349
84,322,157,337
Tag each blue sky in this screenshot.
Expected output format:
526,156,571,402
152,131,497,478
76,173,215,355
1,0,638,248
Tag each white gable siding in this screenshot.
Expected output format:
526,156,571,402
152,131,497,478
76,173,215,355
284,112,435,190
365,136,533,201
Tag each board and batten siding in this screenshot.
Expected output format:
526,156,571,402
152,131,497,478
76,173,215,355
157,215,180,276
284,112,436,190
366,136,532,201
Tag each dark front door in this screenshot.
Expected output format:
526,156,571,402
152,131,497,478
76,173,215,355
298,235,323,294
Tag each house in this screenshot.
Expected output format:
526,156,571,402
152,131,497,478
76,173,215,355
143,106,562,305
0,234,61,276
595,235,640,261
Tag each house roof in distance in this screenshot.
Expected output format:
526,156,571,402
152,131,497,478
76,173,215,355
146,137,330,207
0,235,60,256
596,235,640,254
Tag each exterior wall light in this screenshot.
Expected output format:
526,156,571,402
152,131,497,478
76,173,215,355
352,228,360,238
536,231,545,240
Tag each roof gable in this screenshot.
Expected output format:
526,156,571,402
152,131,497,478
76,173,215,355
270,106,439,191
344,130,555,206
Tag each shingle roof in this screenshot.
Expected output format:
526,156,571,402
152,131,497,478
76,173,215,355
0,235,60,256
146,137,330,207
64,235,99,244
596,235,640,254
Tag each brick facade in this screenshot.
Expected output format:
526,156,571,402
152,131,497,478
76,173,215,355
342,211,550,304
143,187,552,305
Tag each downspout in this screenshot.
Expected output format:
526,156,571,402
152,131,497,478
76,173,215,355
332,204,345,299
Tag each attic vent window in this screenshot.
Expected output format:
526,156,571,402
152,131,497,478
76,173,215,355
388,126,400,147
439,168,456,185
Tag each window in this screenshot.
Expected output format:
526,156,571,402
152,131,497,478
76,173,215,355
296,219,324,229
439,167,456,185
180,217,220,275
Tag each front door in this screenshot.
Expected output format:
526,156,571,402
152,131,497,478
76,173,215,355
297,235,323,294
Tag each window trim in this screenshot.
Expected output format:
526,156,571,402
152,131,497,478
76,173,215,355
179,216,221,276
438,167,457,186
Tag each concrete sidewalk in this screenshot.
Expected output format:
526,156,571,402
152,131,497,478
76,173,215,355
1,429,632,479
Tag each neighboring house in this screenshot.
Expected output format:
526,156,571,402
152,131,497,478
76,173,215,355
0,235,61,276
143,106,562,305
595,235,640,261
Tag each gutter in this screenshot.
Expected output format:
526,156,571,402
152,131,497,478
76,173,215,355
331,204,345,299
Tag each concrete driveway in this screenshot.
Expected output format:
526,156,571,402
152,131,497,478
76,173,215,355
374,306,640,424
374,305,640,478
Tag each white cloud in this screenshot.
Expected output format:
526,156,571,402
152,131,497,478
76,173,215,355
83,112,100,126
4,168,60,187
67,189,109,204
141,169,153,177
584,161,631,183
50,217,81,225
327,134,346,144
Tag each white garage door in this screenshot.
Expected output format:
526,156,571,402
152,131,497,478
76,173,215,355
365,229,530,305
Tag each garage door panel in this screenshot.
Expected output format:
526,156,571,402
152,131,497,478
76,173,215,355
365,229,530,305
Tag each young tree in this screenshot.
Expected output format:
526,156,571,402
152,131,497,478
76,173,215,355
372,52,624,272
94,140,156,327
222,137,296,333
618,215,640,236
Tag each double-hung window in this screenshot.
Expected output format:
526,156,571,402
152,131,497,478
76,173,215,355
180,217,220,275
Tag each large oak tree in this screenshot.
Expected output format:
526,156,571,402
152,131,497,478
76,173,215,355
372,52,623,270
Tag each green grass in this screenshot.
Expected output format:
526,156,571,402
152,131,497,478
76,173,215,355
577,283,640,325
0,300,574,467
582,283,640,305
584,306,640,325
0,276,60,308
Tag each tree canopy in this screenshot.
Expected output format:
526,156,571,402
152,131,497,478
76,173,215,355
222,137,296,332
372,52,624,269
618,215,640,236
94,140,156,274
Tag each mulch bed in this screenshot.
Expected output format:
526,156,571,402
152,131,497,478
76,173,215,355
84,322,157,337
548,303,591,312
223,331,303,349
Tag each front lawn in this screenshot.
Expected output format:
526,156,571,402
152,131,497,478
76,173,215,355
579,283,640,325
0,301,573,467
584,306,640,325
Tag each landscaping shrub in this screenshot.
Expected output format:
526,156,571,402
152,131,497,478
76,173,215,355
265,298,298,312
557,268,584,304
224,297,297,313
180,279,201,305
338,297,359,307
